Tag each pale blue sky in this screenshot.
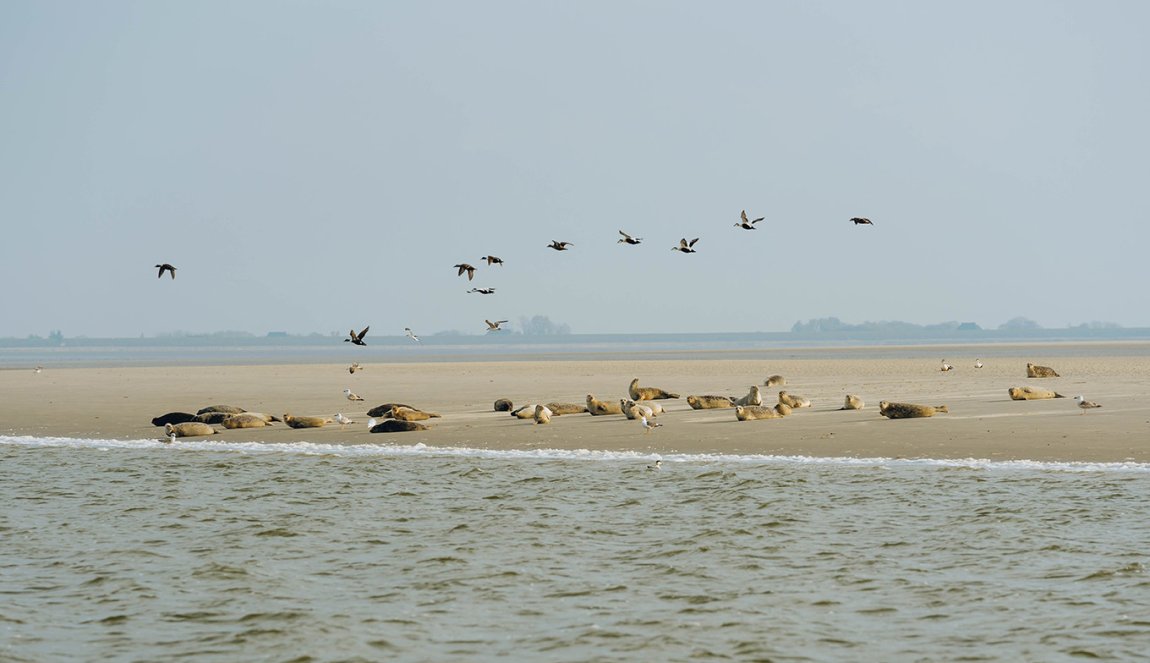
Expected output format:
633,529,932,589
2,1,1147,337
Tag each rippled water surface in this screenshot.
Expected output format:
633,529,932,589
3,438,1149,662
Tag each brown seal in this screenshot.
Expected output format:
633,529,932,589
839,394,865,410
778,391,812,409
879,401,949,419
165,422,218,437
628,378,680,400
733,386,763,407
774,403,793,417
687,395,735,409
533,405,553,424
1008,386,1065,401
764,375,786,387
545,402,589,416
196,405,246,415
735,405,782,421
192,412,232,424
586,394,624,416
222,413,274,429
367,403,415,417
388,406,441,422
283,413,332,429
494,398,514,412
1027,363,1060,378
151,412,196,426
620,399,655,420
370,419,429,433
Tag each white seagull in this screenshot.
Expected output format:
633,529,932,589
405,327,420,342
940,359,954,372
641,416,663,434
974,359,983,369
367,418,378,430
334,413,354,427
344,388,365,402
1074,395,1102,414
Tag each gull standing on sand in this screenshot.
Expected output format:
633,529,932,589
155,263,177,279
334,413,354,428
641,416,662,433
1074,395,1102,414
33,366,42,374
344,388,365,402
348,363,363,374
618,230,642,245
672,238,699,253
735,210,763,230
940,359,954,372
405,327,421,342
974,359,983,369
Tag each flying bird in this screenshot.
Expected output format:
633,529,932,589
468,287,496,295
454,263,477,281
344,388,365,402
482,255,504,266
672,238,700,253
155,263,177,279
485,319,508,332
345,326,369,346
547,241,573,251
1074,395,1102,414
851,217,874,226
405,327,420,342
348,363,363,374
735,210,763,230
618,230,642,245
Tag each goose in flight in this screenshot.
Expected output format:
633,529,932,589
482,255,504,266
672,238,699,253
155,263,177,279
454,263,477,281
851,217,874,226
468,287,496,295
345,326,369,346
735,210,763,230
618,230,642,245
547,241,573,251
405,327,420,342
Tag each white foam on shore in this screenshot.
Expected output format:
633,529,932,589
4,434,1149,474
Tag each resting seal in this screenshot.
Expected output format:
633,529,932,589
533,405,553,424
764,375,786,387
735,405,782,421
586,394,624,416
1027,363,1061,378
778,391,812,409
636,400,664,416
734,386,763,407
192,412,232,424
620,399,655,420
283,413,332,429
165,422,218,437
151,412,196,426
545,402,588,416
879,401,949,419
511,404,538,419
196,405,246,415
628,378,680,400
1008,386,1065,401
494,398,514,412
774,403,793,417
222,413,274,429
370,419,429,433
839,395,865,410
388,406,441,422
367,403,415,417
687,395,735,409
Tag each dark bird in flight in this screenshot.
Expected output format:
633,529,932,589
735,210,763,230
482,255,504,266
485,319,509,331
155,263,177,279
547,241,573,251
672,238,700,253
345,326,369,346
851,217,874,226
618,230,642,245
454,263,477,281
468,287,496,294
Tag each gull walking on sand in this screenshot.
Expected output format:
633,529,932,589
940,359,954,372
405,327,420,342
334,413,354,428
155,263,177,279
641,416,663,434
1074,395,1102,414
974,359,983,369
344,388,365,402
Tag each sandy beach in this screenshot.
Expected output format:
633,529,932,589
3,347,1148,462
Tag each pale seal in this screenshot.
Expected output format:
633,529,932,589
1008,386,1065,401
586,394,624,416
735,405,781,421
687,395,735,409
165,422,218,437
628,379,680,400
388,406,441,422
733,386,763,407
367,403,415,417
545,402,589,416
494,398,514,412
222,413,274,429
151,412,196,426
511,404,538,419
636,400,665,416
778,391,812,409
197,405,246,415
620,399,655,421
839,394,865,410
370,419,429,433
764,375,786,387
283,413,332,429
879,401,949,419
533,405,553,424
1027,363,1061,378
774,403,793,417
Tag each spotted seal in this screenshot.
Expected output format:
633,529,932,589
494,398,514,412
151,412,196,426
196,405,246,415
628,378,680,400
839,394,865,410
533,405,553,424
620,399,655,420
283,413,332,429
511,404,538,419
586,394,624,416
222,413,274,429
1026,363,1061,378
778,391,812,409
879,401,949,419
686,395,735,409
370,419,429,433
388,406,441,422
366,403,415,417
545,402,589,416
735,405,782,421
764,375,786,387
733,386,763,407
165,422,218,438
1008,386,1065,401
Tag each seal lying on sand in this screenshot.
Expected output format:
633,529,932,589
840,395,865,410
764,375,786,387
1027,363,1060,378
735,405,782,421
587,394,624,416
879,401,949,419
192,412,232,424
510,404,538,419
494,398,514,412
165,422,218,437
367,403,415,417
734,386,763,407
533,405,553,424
1008,386,1065,401
197,405,246,415
628,378,680,400
545,402,588,416
151,412,196,426
283,413,332,429
687,395,735,409
388,406,441,422
620,399,655,420
637,400,665,416
222,413,275,429
778,391,812,409
370,419,429,433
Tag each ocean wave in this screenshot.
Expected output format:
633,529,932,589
3,435,1149,473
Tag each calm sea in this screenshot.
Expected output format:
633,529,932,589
3,436,1149,662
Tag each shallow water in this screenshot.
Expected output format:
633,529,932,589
3,437,1150,661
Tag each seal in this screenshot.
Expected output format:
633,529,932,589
774,403,793,417
388,406,441,422
586,394,624,416
764,375,786,387
1008,386,1065,401
628,378,680,400
366,403,415,417
1027,363,1060,378
839,394,865,410
778,391,812,409
620,399,655,420
151,412,196,426
636,400,665,416
370,419,429,433
511,404,538,419
533,405,553,424
545,402,589,416
879,401,949,419
197,405,246,415
283,413,332,429
192,412,233,424
222,413,274,429
165,422,218,437
733,386,763,407
494,398,514,412
687,395,735,409
735,405,781,421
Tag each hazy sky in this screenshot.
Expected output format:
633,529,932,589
2,1,1148,337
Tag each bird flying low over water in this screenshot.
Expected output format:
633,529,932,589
618,230,642,245
468,287,496,295
454,263,477,281
851,217,874,226
735,210,763,230
155,263,177,279
482,255,504,266
547,241,573,251
345,326,369,346
485,319,508,331
405,327,420,342
672,238,699,253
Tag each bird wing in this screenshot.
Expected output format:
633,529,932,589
741,210,749,224
156,265,164,278
751,216,764,224
358,326,369,340
678,238,688,248
688,238,699,247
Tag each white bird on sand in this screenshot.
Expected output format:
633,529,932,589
641,416,663,434
335,413,354,427
974,359,983,369
646,459,662,470
940,359,954,372
1074,395,1102,414
405,327,420,342
344,388,365,401
33,366,42,373
367,418,377,430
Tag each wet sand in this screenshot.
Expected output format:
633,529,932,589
3,351,1148,462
